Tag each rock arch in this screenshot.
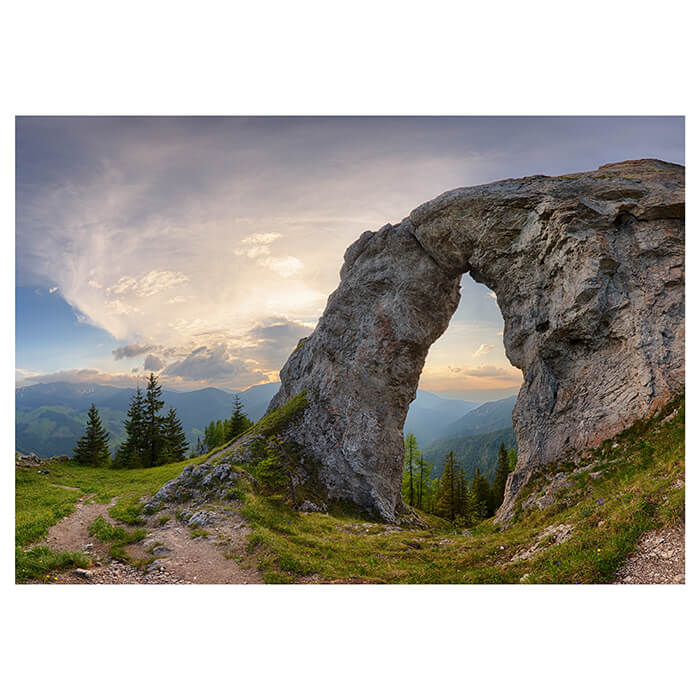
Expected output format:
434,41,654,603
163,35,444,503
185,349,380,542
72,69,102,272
268,159,685,521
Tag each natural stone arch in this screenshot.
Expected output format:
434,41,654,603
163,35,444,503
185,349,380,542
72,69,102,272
268,159,685,522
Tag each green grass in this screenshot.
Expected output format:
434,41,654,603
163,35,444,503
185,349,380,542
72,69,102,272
15,546,90,584
16,393,684,584
240,395,684,583
14,450,218,582
88,515,147,562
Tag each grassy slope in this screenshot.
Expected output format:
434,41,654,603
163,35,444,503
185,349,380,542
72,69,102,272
238,394,684,583
15,395,684,584
14,447,223,582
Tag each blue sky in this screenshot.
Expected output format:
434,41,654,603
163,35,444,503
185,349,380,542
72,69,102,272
15,116,684,400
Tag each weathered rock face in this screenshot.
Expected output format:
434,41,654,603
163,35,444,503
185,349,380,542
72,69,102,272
270,159,685,521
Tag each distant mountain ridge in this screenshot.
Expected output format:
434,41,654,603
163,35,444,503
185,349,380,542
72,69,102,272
420,394,518,482
15,381,481,459
438,394,516,439
404,390,479,445
15,381,281,458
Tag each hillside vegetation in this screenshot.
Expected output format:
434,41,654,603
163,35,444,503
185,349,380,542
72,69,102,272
15,394,684,584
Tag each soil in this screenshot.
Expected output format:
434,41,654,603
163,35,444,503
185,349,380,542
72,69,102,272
615,524,685,584
40,497,263,585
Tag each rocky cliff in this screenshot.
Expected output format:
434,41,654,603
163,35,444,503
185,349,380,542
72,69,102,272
269,159,685,521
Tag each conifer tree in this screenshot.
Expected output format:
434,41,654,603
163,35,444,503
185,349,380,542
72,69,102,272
226,394,252,441
114,387,146,468
471,468,491,520
492,441,511,511
73,404,111,468
161,407,189,463
144,373,165,468
435,451,459,520
416,454,431,511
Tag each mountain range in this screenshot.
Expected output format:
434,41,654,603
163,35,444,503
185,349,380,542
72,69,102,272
15,381,497,459
421,395,518,481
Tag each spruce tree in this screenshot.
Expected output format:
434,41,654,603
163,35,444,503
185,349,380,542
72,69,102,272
471,468,491,520
144,373,165,468
73,404,111,468
492,441,511,511
226,394,252,441
435,451,459,520
114,387,146,469
161,407,189,463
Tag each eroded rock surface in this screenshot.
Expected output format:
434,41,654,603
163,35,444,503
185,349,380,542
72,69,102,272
269,159,684,521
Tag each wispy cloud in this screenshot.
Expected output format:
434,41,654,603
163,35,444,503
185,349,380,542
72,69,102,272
15,116,684,389
473,343,495,358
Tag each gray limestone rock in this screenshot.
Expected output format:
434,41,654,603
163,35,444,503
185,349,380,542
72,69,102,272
267,159,684,522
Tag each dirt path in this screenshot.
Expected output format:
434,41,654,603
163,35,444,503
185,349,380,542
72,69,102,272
41,494,116,553
615,524,685,584
41,497,262,585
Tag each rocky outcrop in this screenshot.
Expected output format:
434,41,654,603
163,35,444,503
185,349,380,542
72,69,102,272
269,159,685,521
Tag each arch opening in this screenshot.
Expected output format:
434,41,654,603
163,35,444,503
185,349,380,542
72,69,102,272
268,160,684,522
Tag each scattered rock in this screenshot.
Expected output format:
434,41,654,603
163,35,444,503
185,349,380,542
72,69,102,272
616,524,685,584
298,500,327,513
511,523,575,562
187,510,216,528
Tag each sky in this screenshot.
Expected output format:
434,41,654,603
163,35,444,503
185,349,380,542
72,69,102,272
15,116,684,401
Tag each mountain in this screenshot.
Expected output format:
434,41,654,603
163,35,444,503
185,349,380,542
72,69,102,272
404,390,479,445
422,426,517,483
15,380,476,459
418,395,518,482
439,394,517,439
15,381,281,458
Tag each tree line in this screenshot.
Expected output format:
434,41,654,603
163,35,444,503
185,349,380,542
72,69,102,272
72,373,188,468
72,375,254,468
402,432,516,527
193,395,252,454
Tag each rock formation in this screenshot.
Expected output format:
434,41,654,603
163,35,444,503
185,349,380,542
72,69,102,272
269,159,685,521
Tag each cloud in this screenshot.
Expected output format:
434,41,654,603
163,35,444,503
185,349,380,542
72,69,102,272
108,270,188,298
462,365,520,378
112,343,155,360
234,232,303,278
15,117,683,389
144,354,164,371
243,316,315,370
473,343,495,358
15,367,143,388
163,343,267,386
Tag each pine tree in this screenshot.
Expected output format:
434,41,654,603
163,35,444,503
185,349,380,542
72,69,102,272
226,394,252,441
144,373,165,468
492,441,511,511
73,404,111,468
161,407,189,463
114,387,146,468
